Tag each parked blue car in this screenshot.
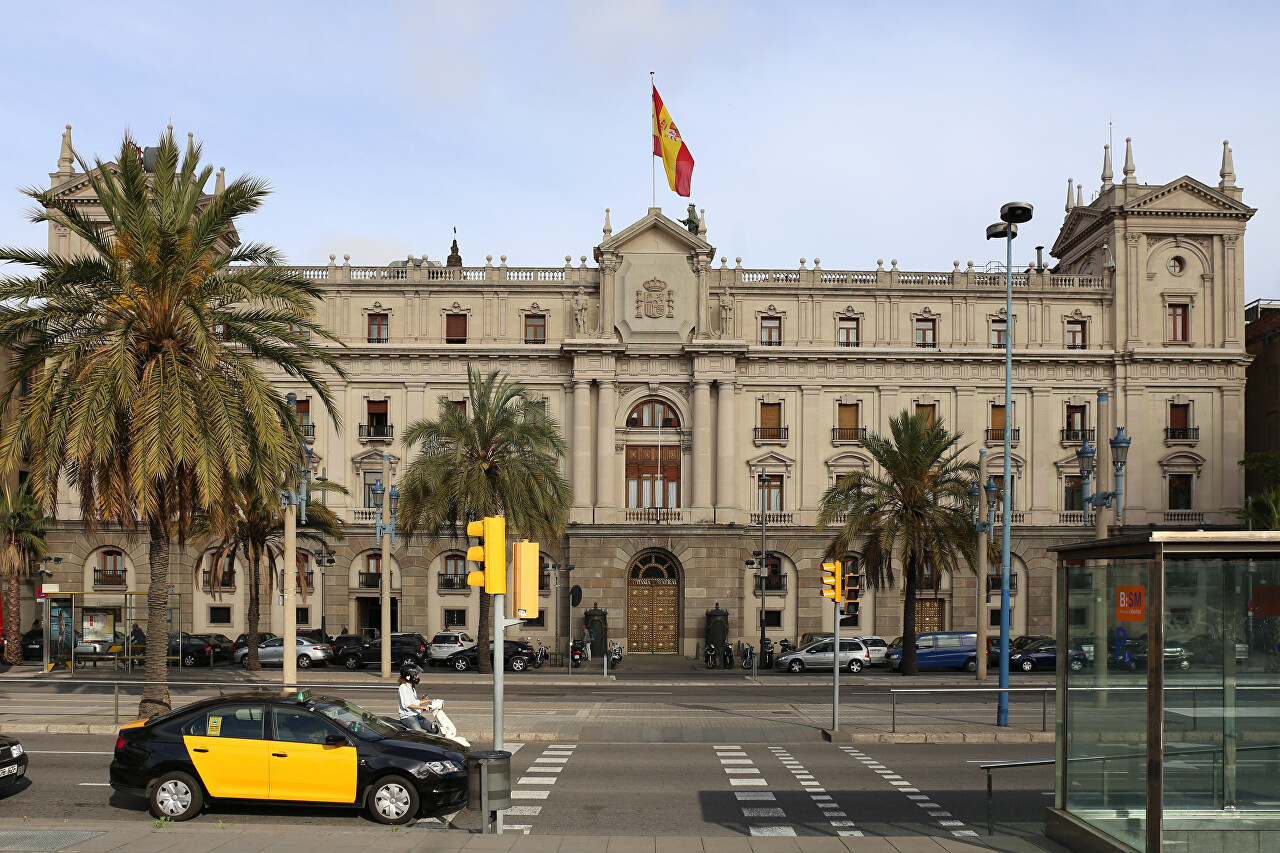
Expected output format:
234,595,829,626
886,631,979,671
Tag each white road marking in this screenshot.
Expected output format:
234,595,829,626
735,792,776,801
725,768,760,774
749,826,796,837
517,777,558,785
730,778,768,786
548,744,576,749
743,808,786,817
717,751,748,757
534,757,568,764
542,751,573,757
505,806,542,815
839,744,976,836
720,758,753,764
511,790,549,800
713,745,741,749
78,782,111,786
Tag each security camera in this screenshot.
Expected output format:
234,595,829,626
39,568,54,577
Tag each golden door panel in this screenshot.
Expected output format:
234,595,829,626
916,600,945,633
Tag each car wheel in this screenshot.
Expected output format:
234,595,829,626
847,659,863,674
453,656,471,672
1069,658,1084,672
367,774,419,825
964,658,978,672
344,655,362,670
509,656,528,672
1178,658,1191,671
240,656,251,668
1020,659,1035,672
298,654,312,669
182,654,197,667
149,771,203,821
788,659,805,673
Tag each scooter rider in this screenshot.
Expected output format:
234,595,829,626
397,662,435,732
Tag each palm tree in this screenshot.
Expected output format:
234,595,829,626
0,129,342,714
817,410,978,676
398,367,570,673
195,478,346,669
1234,486,1280,531
0,486,47,665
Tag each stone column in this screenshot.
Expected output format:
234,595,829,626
695,258,709,338
595,380,617,512
716,381,738,522
800,386,822,516
571,380,593,519
692,379,712,518
599,257,617,339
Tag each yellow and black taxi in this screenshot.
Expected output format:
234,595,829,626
109,690,467,824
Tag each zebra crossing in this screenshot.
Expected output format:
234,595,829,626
837,744,979,838
504,742,575,834
714,744,794,836
768,746,862,836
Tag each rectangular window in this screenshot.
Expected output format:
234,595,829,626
444,608,467,628
1168,303,1189,342
366,400,388,426
914,318,937,347
625,445,680,509
757,402,785,441
762,610,783,629
367,313,389,343
366,553,382,575
209,606,232,626
990,609,1002,628
758,474,783,512
990,318,1007,348
915,404,936,427
760,316,782,346
445,313,468,344
1169,474,1193,510
835,403,860,441
293,399,310,424
363,472,383,508
296,607,310,626
524,314,546,344
1065,405,1086,431
1064,476,1083,511
990,404,1006,431
837,316,860,347
451,399,467,416
1066,319,1087,349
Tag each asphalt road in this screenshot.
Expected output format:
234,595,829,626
0,734,1053,838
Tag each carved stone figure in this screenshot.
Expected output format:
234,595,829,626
679,203,700,235
446,229,462,268
718,291,734,337
572,287,590,335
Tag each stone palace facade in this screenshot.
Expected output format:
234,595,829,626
27,132,1254,656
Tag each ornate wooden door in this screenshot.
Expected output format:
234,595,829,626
627,552,680,653
916,599,945,632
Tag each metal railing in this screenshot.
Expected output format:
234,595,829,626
1166,427,1199,441
836,339,861,347
438,574,469,591
357,571,382,589
986,428,1020,442
1060,428,1094,443
889,686,1054,734
200,571,237,592
831,427,867,442
93,569,127,589
754,427,788,441
754,574,787,593
366,336,388,344
358,424,394,439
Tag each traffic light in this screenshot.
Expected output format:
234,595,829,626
843,569,861,619
820,561,842,600
511,540,540,620
466,516,506,594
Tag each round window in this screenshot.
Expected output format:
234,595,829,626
1167,256,1186,275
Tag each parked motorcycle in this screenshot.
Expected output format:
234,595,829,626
571,640,585,668
704,643,718,669
608,640,623,668
533,640,548,669
762,638,775,668
722,642,734,669
741,644,756,669
778,638,795,655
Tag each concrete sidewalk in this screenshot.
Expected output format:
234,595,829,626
0,819,1069,853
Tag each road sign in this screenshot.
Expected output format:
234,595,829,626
35,585,46,600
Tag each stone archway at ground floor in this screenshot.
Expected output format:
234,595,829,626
626,551,681,653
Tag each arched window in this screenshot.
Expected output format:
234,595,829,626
96,550,126,588
626,400,679,429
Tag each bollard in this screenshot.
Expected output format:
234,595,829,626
114,683,119,724
986,768,994,835
891,693,897,733
1042,690,1047,732
466,750,511,834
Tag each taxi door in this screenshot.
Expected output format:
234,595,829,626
267,706,358,803
182,704,270,799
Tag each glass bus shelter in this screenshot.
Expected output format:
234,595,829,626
1049,531,1280,853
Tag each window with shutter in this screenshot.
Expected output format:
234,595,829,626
835,403,861,441
1169,404,1189,430
760,403,781,428
990,404,1006,431
367,314,388,343
915,404,936,427
445,314,468,343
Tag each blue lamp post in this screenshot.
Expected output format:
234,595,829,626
281,393,314,686
1077,427,1131,527
986,200,1033,727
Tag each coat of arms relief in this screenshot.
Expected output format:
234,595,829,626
635,278,675,319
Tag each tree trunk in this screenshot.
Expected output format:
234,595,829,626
139,515,172,717
3,571,21,666
246,550,262,670
900,552,919,676
477,587,492,674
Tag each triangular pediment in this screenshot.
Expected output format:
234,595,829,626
1123,177,1254,215
598,208,713,258
747,451,795,470
351,448,401,469
1049,205,1104,258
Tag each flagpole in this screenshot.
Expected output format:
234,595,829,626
650,71,656,208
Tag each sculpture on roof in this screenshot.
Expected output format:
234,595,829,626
446,227,462,268
679,203,700,235
572,287,590,336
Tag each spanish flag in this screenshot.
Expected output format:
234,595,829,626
652,85,694,197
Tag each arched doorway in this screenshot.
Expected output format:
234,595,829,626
627,551,680,653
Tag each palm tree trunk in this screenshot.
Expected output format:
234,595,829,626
477,588,492,674
246,549,262,670
3,572,20,666
139,515,172,716
901,552,919,676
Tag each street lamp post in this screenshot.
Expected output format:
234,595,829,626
985,200,1033,727
313,547,337,638
370,453,400,679
282,394,314,688
1077,390,1131,534
968,457,1000,682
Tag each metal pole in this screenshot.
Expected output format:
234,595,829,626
282,502,298,687
761,471,768,678
891,693,897,733
493,590,505,835
998,227,1013,728
1042,689,1047,732
1095,389,1110,540
976,449,989,682
832,594,840,732
986,768,994,835
379,454,393,679
114,682,119,724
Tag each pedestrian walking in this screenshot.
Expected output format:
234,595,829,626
583,625,595,661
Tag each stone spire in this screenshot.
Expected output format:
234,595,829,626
603,207,612,238
1219,139,1236,189
215,166,225,195
1065,178,1074,212
446,227,462,268
1076,183,1084,207
57,124,74,175
1101,143,1113,190
1122,136,1136,186
699,207,707,238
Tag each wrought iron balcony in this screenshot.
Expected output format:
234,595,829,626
754,574,787,594
445,336,468,344
200,570,236,592
357,572,382,589
1066,343,1087,350
438,574,470,591
1165,427,1199,441
831,427,867,442
986,428,1020,443
836,339,861,347
93,569,127,589
1060,428,1094,443
986,573,1020,594
914,340,938,348
754,427,789,442
367,336,388,344
358,424,394,440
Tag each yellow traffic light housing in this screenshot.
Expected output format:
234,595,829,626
820,561,842,600
843,568,861,618
511,540,540,620
466,516,506,594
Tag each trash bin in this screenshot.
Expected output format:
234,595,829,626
466,749,511,811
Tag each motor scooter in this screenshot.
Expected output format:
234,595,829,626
704,643,717,669
533,639,548,669
421,699,470,749
608,640,623,668
741,644,756,669
778,638,795,655
762,638,775,668
721,642,734,669
571,640,585,668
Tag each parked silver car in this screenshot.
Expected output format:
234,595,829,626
776,637,872,673
233,636,334,669
428,631,476,664
858,635,889,666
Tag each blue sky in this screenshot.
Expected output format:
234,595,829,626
2,1,1279,298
